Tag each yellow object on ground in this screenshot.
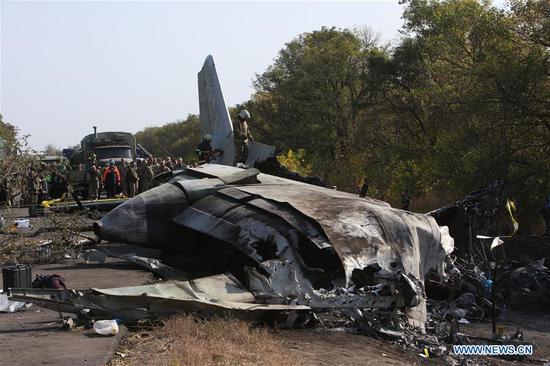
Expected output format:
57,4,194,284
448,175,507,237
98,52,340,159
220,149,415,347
41,197,127,208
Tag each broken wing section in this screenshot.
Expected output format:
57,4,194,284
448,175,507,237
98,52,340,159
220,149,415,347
9,274,310,324
198,55,235,165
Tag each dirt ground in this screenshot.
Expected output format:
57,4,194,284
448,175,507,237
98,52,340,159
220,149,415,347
109,312,550,366
460,310,550,365
272,329,422,366
110,316,424,366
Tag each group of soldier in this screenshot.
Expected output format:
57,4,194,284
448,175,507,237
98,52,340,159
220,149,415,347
0,162,70,207
1,109,256,206
90,109,257,201
0,154,191,207
86,156,190,200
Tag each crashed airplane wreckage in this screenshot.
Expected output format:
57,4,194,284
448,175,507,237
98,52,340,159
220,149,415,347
9,56,454,329
12,164,454,329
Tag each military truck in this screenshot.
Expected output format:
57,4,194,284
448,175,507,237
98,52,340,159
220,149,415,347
67,127,136,198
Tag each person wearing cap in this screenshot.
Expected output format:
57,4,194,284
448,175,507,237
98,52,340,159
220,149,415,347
233,109,254,165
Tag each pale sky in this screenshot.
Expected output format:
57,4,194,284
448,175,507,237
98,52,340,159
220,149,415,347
2,1,409,150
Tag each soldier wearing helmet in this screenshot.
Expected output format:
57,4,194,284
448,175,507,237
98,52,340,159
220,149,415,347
196,134,214,161
233,109,254,165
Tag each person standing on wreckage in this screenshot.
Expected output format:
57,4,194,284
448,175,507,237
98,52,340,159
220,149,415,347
233,109,254,166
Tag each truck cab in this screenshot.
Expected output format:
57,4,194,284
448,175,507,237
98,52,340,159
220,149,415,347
67,129,137,198
95,145,133,167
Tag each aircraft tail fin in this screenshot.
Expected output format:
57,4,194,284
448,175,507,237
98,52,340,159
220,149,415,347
198,55,235,165
198,55,276,167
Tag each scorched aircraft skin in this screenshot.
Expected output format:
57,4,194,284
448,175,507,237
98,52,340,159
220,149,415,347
92,163,453,327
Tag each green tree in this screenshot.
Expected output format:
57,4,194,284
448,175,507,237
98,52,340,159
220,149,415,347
252,27,391,191
135,114,201,160
393,0,550,218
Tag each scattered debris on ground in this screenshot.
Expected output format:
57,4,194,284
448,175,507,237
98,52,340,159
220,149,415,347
0,209,97,264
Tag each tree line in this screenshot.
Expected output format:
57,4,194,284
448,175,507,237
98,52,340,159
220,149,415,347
135,0,549,229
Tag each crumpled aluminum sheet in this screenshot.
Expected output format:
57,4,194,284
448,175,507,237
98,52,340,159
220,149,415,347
9,274,310,322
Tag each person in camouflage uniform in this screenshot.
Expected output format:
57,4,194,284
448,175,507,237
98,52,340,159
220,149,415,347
118,160,128,196
88,164,101,200
124,161,140,197
233,109,254,166
85,153,99,200
165,160,173,171
24,167,41,204
153,160,170,179
152,158,162,175
49,164,68,199
137,159,154,193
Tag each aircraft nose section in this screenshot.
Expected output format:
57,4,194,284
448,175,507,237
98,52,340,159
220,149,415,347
92,221,103,237
94,195,149,244
94,183,189,246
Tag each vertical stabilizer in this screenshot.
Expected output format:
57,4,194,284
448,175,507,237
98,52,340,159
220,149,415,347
198,55,235,165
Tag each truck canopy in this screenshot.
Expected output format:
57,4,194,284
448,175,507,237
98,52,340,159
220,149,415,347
81,132,136,159
95,146,132,161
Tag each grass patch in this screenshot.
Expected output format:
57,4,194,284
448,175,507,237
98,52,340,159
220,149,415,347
112,315,299,366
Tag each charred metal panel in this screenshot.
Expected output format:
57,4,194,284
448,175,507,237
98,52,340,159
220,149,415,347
173,207,241,246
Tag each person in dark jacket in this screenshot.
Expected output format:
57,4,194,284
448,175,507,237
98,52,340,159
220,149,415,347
49,164,68,199
196,134,214,161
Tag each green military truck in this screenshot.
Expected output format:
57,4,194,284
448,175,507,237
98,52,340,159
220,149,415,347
67,128,136,198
